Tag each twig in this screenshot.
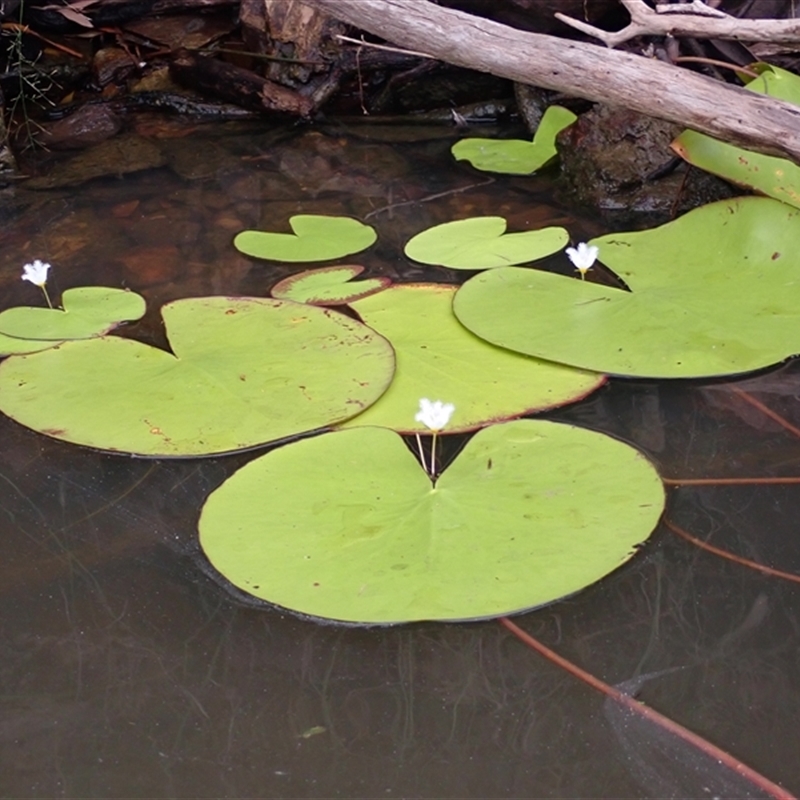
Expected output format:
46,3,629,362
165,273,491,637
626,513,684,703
674,56,760,79
336,34,435,60
499,617,797,800
556,0,800,48
364,178,495,220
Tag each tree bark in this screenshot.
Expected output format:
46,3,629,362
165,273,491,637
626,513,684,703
304,0,800,163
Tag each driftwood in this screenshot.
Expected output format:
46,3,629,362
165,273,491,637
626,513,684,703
303,0,800,163
169,50,314,116
557,0,800,48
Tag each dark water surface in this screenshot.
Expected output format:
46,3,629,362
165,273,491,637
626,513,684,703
1,120,799,798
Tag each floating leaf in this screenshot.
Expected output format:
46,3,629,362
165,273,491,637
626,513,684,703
0,331,63,357
451,105,577,174
340,284,604,432
198,420,665,624
453,197,800,378
234,215,377,263
271,265,390,306
0,297,394,456
0,287,145,342
672,64,800,209
404,217,568,270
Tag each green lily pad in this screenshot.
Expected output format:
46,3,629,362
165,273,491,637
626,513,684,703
340,284,604,432
672,64,800,209
271,265,390,306
404,217,569,270
453,197,800,379
0,332,64,357
0,287,146,356
234,215,377,263
198,420,664,624
0,296,394,456
451,105,577,175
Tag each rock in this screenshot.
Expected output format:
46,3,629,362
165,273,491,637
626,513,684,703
93,47,137,87
25,134,166,189
37,104,122,150
557,104,736,221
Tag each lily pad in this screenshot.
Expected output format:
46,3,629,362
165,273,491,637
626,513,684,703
453,197,800,378
198,420,665,624
404,217,569,270
234,215,377,263
451,105,577,175
0,296,394,456
340,284,604,432
0,287,145,342
271,265,390,306
672,64,800,209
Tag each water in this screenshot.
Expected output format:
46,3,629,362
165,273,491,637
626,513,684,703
1,119,799,798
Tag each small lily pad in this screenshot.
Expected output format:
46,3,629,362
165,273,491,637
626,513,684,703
672,64,800,209
234,215,377,263
404,217,569,270
198,420,665,624
453,197,800,378
340,284,604,432
451,105,577,175
271,265,390,306
0,287,146,342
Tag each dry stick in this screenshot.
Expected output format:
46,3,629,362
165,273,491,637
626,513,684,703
665,519,800,585
730,387,800,439
364,178,495,221
305,0,800,163
556,0,800,48
499,616,798,800
674,56,760,79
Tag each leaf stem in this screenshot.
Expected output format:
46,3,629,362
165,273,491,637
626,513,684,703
415,433,428,475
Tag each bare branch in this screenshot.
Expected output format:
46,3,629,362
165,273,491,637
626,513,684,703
556,0,800,48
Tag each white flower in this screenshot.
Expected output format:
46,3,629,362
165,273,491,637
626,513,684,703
21,259,51,288
566,242,598,278
415,398,455,431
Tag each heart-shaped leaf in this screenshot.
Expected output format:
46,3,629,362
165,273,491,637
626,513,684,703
404,217,569,270
672,64,800,209
198,420,664,624
234,215,377,263
340,284,604,432
451,105,577,175
0,287,146,356
0,296,395,456
271,265,390,306
453,197,800,378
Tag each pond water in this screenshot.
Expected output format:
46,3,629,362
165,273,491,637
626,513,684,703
1,118,799,798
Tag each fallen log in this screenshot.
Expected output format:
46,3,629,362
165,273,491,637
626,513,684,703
169,50,314,117
303,0,800,163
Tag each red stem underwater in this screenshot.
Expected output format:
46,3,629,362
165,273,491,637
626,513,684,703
498,617,797,800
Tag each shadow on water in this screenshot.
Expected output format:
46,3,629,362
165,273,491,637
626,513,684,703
0,120,799,798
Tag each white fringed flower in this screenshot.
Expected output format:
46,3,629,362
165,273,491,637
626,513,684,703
415,398,455,431
566,242,599,279
21,259,51,287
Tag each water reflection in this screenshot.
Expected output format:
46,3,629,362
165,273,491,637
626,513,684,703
0,121,798,798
